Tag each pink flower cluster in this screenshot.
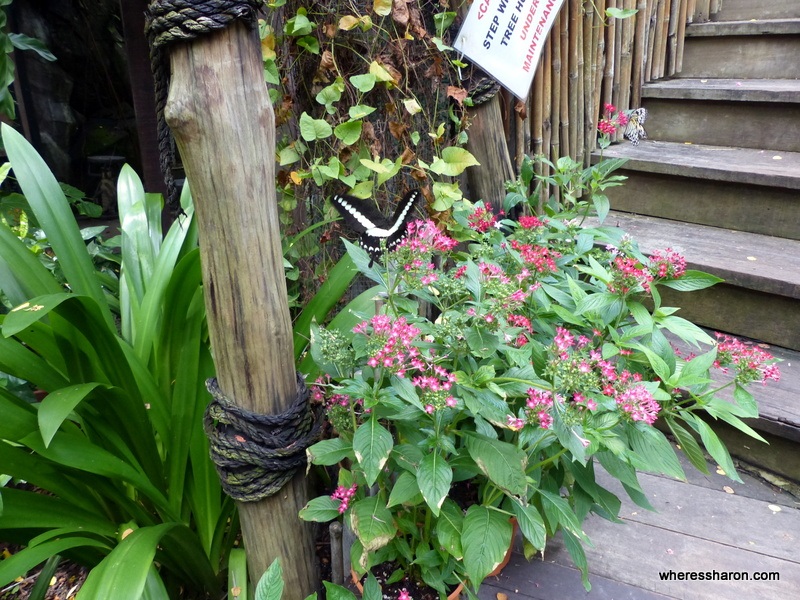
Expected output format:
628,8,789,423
511,240,559,274
598,103,629,135
397,220,458,287
468,205,499,233
614,384,660,425
608,256,654,294
331,483,358,513
714,333,781,385
649,248,687,280
353,315,421,376
398,589,412,600
518,214,546,230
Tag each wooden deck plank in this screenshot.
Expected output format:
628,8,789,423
643,78,800,103
481,459,800,600
687,18,800,37
598,141,800,189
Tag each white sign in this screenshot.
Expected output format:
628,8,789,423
454,0,566,100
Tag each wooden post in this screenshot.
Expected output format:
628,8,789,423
119,0,167,198
464,95,515,211
163,21,317,596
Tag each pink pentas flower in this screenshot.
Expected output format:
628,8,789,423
649,248,687,280
468,205,498,233
554,327,575,352
518,214,546,229
615,384,660,425
714,333,781,385
331,483,358,513
398,589,412,600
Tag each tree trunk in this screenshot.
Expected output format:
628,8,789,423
164,21,317,596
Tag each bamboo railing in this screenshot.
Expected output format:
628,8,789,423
513,0,719,185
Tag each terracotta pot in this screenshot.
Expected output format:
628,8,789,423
487,517,518,577
351,569,464,600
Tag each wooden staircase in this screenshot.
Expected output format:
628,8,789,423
594,0,800,480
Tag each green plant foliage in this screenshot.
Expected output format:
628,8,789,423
0,125,229,597
0,0,56,120
301,157,781,594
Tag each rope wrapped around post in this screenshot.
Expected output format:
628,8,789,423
145,0,264,211
204,373,322,502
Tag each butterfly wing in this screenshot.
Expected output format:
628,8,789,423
330,190,420,263
624,107,648,145
383,189,421,252
331,194,388,232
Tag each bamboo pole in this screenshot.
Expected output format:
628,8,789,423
687,0,696,23
575,0,586,166
532,56,545,163
645,0,659,83
541,34,553,204
710,0,721,18
589,0,607,158
568,0,581,162
559,9,570,162
164,22,317,596
666,0,681,75
696,0,710,21
617,0,635,114
549,11,562,203
676,0,688,73
603,0,617,110
583,0,595,163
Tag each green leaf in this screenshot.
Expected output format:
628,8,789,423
510,499,546,550
299,496,342,522
350,73,377,93
38,383,105,447
429,147,480,176
77,524,179,600
349,104,377,120
435,499,464,559
8,33,56,61
685,413,741,482
465,327,500,358
363,573,382,600
349,496,396,552
627,425,686,480
299,112,333,141
538,489,588,541
676,348,716,388
387,471,422,507
465,434,527,495
417,452,452,516
661,270,722,292
353,416,393,486
461,506,512,584
334,121,363,146
0,537,109,588
307,438,353,466
2,125,113,329
323,582,357,600
606,7,638,19
255,558,284,600
666,418,709,475
562,530,591,591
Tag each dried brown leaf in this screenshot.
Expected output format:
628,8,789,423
447,85,468,106
392,0,410,27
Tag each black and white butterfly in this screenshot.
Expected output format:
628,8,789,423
331,189,421,265
624,107,648,145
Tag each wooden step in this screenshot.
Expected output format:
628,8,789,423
640,99,800,153
641,79,800,152
594,212,800,350
687,18,800,36
643,78,800,104
713,0,800,21
681,20,800,78
593,142,800,240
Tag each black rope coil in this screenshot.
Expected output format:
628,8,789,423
145,0,264,211
204,373,322,502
